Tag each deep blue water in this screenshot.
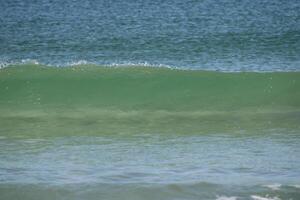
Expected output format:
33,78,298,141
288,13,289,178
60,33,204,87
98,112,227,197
1,0,300,71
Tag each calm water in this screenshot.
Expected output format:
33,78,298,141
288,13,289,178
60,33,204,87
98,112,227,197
1,0,300,200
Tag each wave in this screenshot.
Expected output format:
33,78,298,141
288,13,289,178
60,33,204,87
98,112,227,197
0,64,299,136
251,195,281,200
0,60,175,71
263,184,281,191
1,60,300,72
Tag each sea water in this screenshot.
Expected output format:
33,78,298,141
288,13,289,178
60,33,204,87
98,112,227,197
0,0,300,199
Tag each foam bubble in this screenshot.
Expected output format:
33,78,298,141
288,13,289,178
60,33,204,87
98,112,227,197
68,60,90,66
0,59,40,69
251,195,281,200
263,183,281,190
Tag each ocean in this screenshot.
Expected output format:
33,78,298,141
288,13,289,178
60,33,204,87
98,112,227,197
0,0,300,200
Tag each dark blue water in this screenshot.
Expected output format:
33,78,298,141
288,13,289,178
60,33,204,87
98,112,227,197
1,0,300,71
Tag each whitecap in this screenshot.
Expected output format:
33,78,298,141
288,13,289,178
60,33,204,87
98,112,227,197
107,61,174,69
68,60,90,66
251,195,281,200
263,183,281,190
290,184,300,189
21,59,39,65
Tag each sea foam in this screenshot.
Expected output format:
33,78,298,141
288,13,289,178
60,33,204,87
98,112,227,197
251,195,281,200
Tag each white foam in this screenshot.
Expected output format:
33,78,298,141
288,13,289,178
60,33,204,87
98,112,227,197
68,60,90,66
216,196,238,200
263,183,281,190
1,59,300,72
251,195,281,200
290,184,300,188
107,61,174,69
21,59,39,65
0,61,9,69
0,59,40,69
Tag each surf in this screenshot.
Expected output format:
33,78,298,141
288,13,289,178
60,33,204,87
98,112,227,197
0,64,299,136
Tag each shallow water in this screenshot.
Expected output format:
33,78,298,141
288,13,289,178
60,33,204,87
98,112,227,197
0,132,300,200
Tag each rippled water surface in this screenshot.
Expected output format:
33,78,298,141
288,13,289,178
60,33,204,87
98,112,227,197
1,0,300,199
1,132,300,200
1,0,300,71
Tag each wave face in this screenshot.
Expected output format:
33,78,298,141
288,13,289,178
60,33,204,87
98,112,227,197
1,0,300,71
0,64,299,136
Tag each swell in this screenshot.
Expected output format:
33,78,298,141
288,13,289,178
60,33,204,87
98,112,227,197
0,64,299,135
1,64,299,110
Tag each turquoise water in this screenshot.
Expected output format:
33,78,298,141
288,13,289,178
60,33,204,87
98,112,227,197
1,0,300,199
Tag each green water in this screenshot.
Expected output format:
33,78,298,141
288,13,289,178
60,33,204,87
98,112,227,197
0,65,300,200
1,65,300,136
